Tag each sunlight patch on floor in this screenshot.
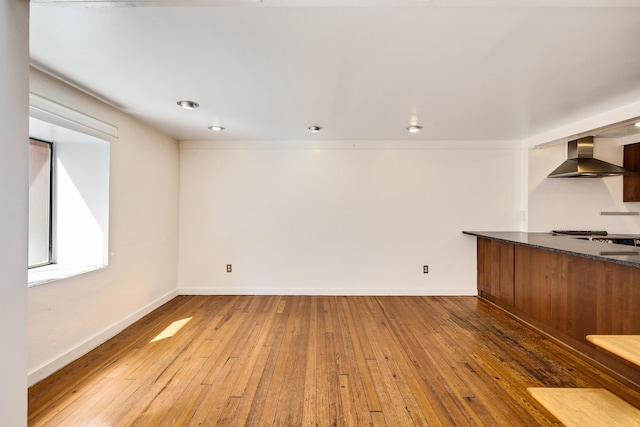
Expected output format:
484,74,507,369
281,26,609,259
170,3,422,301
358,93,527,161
150,317,192,343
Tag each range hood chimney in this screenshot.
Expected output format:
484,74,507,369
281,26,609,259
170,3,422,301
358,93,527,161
547,136,634,178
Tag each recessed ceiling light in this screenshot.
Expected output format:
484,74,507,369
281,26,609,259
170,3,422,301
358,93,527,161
208,125,225,131
176,100,199,110
308,126,322,132
635,122,640,128
407,125,423,133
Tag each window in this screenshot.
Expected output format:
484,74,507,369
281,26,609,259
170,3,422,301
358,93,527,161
28,139,53,268
27,117,111,286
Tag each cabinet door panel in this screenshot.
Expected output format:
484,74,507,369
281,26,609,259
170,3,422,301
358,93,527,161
477,238,491,295
497,242,514,305
564,255,598,340
623,142,640,202
477,238,514,306
514,245,560,325
595,262,640,335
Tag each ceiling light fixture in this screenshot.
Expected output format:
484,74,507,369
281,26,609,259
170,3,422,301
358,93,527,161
176,100,199,109
208,125,225,131
635,122,640,128
308,126,322,132
407,125,423,133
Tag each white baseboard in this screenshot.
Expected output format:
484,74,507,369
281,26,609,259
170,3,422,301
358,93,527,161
179,287,478,296
28,289,179,387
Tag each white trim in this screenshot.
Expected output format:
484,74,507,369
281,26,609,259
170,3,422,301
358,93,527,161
29,93,118,140
28,264,106,287
178,287,478,296
180,139,519,151
27,289,178,386
29,0,640,7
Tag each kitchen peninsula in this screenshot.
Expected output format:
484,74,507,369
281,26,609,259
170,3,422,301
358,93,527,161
464,231,640,388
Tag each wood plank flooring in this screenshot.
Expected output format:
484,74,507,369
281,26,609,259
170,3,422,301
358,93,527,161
28,296,640,426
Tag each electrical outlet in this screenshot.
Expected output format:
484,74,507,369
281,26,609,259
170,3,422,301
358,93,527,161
423,265,429,274
226,264,232,273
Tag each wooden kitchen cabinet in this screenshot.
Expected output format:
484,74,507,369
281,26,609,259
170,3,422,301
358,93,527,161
623,142,640,202
477,238,514,306
513,245,640,341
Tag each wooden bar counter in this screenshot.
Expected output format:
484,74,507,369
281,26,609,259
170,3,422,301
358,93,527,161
464,231,640,388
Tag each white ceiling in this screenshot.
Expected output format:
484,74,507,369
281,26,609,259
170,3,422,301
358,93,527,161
29,1,640,142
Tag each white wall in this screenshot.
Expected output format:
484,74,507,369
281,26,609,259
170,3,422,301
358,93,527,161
0,1,29,425
179,140,522,296
529,136,640,233
27,69,181,385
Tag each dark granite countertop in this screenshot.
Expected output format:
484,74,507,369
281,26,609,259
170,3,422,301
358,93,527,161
463,231,640,268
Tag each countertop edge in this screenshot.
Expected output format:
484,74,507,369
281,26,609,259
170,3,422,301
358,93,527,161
463,231,640,268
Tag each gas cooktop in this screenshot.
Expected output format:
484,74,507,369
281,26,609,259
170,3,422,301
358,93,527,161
551,230,608,236
552,230,640,246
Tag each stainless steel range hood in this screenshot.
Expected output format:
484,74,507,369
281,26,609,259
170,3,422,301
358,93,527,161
547,136,635,178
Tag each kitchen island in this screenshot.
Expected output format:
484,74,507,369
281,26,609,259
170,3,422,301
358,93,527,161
464,231,640,387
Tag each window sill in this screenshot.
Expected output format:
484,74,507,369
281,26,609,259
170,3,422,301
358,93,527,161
28,263,106,287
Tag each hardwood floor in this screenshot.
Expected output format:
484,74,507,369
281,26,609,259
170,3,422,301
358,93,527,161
28,296,640,426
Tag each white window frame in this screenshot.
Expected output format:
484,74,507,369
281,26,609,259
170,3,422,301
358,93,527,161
28,138,53,269
27,94,117,287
